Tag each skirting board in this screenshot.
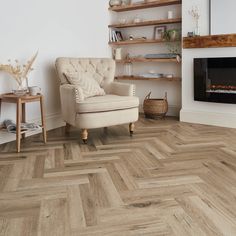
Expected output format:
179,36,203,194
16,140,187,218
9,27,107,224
139,104,180,117
0,112,65,145
180,109,236,129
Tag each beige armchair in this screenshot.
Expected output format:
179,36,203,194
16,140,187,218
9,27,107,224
55,58,139,143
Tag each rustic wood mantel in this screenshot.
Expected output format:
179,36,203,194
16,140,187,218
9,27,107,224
183,34,236,49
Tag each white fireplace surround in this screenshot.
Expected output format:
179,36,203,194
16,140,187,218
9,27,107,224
181,0,236,129
181,47,236,129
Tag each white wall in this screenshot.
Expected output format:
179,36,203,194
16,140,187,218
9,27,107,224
181,0,236,128
211,0,236,35
0,0,110,130
110,3,182,116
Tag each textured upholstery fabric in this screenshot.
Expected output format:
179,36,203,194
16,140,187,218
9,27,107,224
55,58,115,88
64,72,105,101
76,95,139,114
60,84,77,125
55,57,139,131
108,82,136,96
75,108,139,129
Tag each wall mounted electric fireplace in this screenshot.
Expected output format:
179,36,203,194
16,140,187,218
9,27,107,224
194,57,236,104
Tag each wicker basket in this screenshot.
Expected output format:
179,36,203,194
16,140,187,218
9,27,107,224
143,92,168,119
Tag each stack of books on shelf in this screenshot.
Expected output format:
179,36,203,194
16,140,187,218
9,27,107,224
109,30,123,42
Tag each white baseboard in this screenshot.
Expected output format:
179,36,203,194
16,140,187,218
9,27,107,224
0,112,65,145
180,109,236,129
139,104,180,117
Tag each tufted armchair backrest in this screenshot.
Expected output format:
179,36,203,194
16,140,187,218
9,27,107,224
55,57,116,87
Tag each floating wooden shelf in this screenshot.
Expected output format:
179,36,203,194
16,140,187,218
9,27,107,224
183,34,236,49
109,39,179,46
116,75,181,81
109,18,182,29
109,0,182,12
116,57,180,63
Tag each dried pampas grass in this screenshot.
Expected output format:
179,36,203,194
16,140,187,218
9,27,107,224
0,52,38,86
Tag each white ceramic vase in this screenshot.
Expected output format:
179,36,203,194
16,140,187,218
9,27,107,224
109,0,122,7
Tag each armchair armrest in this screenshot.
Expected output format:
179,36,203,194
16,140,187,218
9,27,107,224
108,82,136,96
60,84,84,125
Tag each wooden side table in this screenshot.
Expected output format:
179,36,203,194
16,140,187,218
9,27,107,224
0,93,47,153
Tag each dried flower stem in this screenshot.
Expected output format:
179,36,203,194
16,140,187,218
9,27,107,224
0,52,38,86
189,6,200,28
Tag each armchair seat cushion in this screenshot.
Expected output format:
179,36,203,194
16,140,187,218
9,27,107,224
76,95,139,114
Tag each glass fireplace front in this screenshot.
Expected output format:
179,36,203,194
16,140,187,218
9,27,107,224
194,57,236,104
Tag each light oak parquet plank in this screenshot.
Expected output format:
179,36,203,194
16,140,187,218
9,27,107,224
0,117,236,235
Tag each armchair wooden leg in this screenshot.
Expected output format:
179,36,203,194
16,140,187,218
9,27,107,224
129,123,135,137
81,129,88,144
65,123,71,135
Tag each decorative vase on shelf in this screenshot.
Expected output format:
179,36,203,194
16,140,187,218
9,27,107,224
109,0,122,7
121,0,131,5
194,23,200,36
124,62,133,76
114,48,123,60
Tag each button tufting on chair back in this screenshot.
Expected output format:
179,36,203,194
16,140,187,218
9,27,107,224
55,58,116,87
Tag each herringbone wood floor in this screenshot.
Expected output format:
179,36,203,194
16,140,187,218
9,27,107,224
1,116,236,236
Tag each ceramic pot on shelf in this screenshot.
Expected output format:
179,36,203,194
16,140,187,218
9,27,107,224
109,0,122,7
121,0,131,6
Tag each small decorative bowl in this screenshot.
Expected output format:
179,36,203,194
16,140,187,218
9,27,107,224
12,89,28,96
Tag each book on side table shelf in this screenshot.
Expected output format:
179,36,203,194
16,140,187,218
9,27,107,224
3,119,41,134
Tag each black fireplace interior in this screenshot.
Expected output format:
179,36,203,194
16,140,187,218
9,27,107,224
194,57,236,104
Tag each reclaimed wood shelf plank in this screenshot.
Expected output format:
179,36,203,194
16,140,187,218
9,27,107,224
109,18,182,29
116,75,181,81
116,58,180,63
109,39,179,46
109,0,182,12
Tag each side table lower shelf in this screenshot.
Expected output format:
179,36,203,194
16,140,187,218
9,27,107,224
0,93,47,153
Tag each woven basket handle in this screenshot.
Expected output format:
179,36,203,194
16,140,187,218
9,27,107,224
145,92,152,100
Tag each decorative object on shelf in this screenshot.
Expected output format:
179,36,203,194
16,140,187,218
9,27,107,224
129,35,147,41
166,42,181,56
0,52,38,96
129,35,134,40
119,18,127,24
188,6,200,36
109,0,122,7
145,53,177,59
163,29,181,41
162,29,181,56
153,26,166,40
121,0,131,6
110,30,123,42
29,86,41,96
123,57,133,76
133,16,143,23
166,74,174,78
143,92,168,119
168,10,173,19
187,32,194,37
140,72,164,78
114,48,124,60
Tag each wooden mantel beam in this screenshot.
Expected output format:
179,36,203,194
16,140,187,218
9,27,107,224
183,34,236,49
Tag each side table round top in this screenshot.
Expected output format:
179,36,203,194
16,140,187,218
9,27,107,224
0,93,42,99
